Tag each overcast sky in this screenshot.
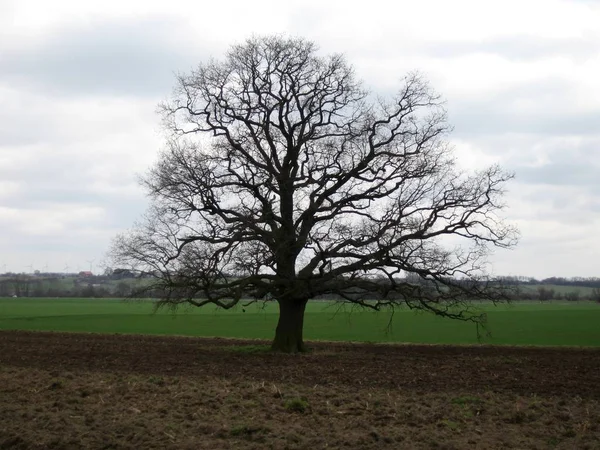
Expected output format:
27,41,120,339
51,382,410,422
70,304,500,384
0,0,598,278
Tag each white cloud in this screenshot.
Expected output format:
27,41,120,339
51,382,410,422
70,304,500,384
0,0,598,278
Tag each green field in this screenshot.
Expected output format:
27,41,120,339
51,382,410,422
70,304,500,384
0,298,599,346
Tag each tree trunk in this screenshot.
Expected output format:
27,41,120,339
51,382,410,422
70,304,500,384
271,298,308,353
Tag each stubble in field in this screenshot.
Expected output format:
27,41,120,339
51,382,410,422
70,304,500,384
1,331,599,449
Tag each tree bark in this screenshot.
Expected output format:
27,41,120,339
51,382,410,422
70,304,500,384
271,298,308,353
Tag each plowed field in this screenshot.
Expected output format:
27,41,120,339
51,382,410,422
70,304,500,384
1,331,599,449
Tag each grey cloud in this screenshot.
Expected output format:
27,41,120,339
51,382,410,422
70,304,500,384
453,108,600,136
455,131,600,215
517,163,600,189
0,18,203,97
449,79,600,137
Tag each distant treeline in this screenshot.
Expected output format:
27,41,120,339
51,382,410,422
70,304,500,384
0,274,135,298
1,272,599,302
497,276,600,288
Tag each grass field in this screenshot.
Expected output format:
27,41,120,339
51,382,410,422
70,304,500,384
1,298,599,346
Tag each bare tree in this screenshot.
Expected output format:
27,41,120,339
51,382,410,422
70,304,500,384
537,286,555,302
564,291,580,302
111,36,518,352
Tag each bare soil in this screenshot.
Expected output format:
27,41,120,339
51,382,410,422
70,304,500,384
1,330,599,449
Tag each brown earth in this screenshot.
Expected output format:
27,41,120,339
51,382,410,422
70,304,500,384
1,330,599,449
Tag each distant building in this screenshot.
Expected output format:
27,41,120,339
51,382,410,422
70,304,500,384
79,271,93,277
112,268,134,279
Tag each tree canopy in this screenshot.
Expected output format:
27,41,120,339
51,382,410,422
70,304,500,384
111,35,518,352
